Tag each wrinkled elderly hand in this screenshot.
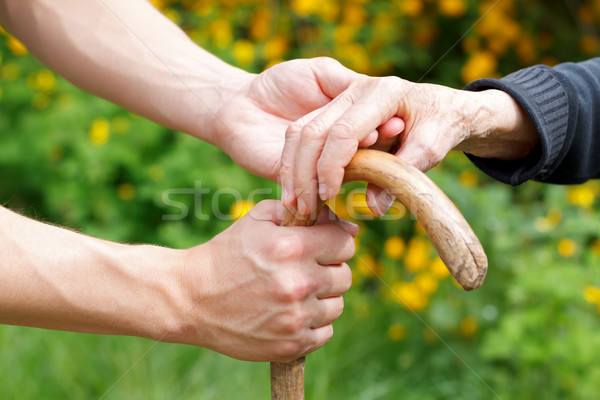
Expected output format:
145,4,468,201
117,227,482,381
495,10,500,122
280,76,538,215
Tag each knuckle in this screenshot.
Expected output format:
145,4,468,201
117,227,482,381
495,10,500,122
271,234,305,262
273,340,304,361
330,120,358,143
334,297,345,320
279,308,307,334
272,272,311,303
286,121,303,139
300,120,328,143
341,264,353,292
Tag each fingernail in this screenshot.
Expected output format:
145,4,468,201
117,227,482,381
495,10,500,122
340,218,359,237
282,187,290,205
318,182,327,201
297,197,307,215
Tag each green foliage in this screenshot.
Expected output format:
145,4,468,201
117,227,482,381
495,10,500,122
1,1,600,399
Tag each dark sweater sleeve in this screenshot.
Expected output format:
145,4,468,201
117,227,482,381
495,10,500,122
463,58,600,185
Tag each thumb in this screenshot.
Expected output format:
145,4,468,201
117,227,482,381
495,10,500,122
311,57,363,98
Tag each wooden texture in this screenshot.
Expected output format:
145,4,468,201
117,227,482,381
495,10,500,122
270,356,305,400
343,149,487,291
270,149,488,399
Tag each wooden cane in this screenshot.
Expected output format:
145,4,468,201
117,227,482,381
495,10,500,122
270,149,488,399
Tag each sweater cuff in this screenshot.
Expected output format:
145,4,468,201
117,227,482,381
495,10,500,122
463,65,570,185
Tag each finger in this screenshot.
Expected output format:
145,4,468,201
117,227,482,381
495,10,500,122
309,296,345,328
304,222,356,264
281,112,317,206
315,205,359,237
365,184,394,216
317,78,403,202
358,130,379,147
370,117,405,151
293,93,365,216
245,199,282,224
312,57,363,98
313,263,352,299
301,324,334,356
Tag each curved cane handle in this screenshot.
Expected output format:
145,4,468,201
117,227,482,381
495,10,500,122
344,149,487,290
271,149,488,400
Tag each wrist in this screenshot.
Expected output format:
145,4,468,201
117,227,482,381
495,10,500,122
456,89,539,160
113,243,191,342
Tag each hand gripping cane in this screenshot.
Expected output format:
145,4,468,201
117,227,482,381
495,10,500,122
270,149,488,399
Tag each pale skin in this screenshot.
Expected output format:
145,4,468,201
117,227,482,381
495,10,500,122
0,0,362,361
280,76,539,215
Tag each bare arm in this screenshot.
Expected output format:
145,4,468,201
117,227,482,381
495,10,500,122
0,202,355,361
0,0,246,146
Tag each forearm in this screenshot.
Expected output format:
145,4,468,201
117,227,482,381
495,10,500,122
454,89,539,160
0,0,249,144
0,206,187,341
461,58,600,185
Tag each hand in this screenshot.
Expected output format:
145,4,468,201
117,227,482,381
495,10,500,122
175,200,356,362
211,57,398,183
280,76,538,215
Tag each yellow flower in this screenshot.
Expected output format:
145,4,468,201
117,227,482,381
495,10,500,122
148,165,165,182
34,70,56,92
210,19,233,49
392,282,428,311
567,185,595,208
333,24,356,46
7,36,27,56
415,273,438,295
459,316,478,338
250,9,271,40
388,201,406,218
438,0,468,18
317,0,340,22
263,36,289,61
347,190,372,217
384,236,405,260
404,237,430,272
557,238,577,258
584,286,600,304
343,3,367,25
388,323,406,341
400,0,424,17
461,51,497,83
291,0,321,16
430,257,450,279
162,9,181,25
230,199,255,220
356,254,379,277
117,183,136,201
149,0,170,9
459,170,478,188
89,118,110,146
233,40,255,67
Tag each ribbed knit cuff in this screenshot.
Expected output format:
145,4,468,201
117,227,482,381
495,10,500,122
463,65,571,185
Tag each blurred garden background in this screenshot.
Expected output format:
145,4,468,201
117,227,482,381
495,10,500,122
1,0,600,398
